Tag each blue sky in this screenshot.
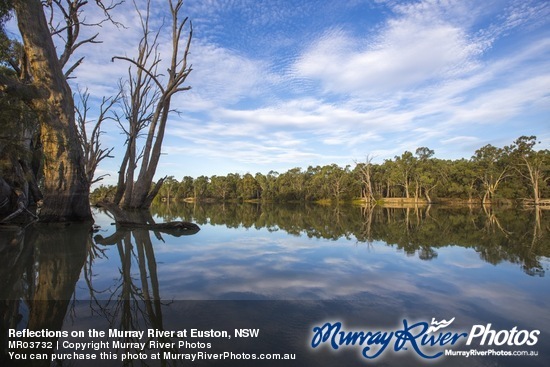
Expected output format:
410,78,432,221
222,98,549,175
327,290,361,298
10,0,550,185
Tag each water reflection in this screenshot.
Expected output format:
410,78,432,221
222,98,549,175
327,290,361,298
153,203,549,277
0,204,549,366
1,223,89,366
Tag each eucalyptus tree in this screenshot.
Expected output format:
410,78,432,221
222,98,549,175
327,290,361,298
254,172,267,200
414,147,441,202
276,167,306,201
472,144,511,205
159,175,178,202
193,176,209,200
444,159,478,201
257,171,279,201
370,160,388,197
355,156,376,203
112,0,192,209
210,175,231,200
305,165,326,201
510,136,550,206
1,0,119,222
393,151,416,199
378,159,396,197
225,173,241,199
177,175,194,199
325,164,354,202
239,173,260,200
0,15,40,220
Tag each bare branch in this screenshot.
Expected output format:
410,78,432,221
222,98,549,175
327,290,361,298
64,56,84,78
43,0,124,74
112,56,166,94
91,173,111,184
75,86,121,184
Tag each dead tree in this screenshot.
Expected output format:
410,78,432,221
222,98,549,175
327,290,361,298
75,87,121,185
43,0,123,78
112,0,193,209
356,155,377,204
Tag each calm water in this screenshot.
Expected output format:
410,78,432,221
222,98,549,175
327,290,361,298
1,203,549,366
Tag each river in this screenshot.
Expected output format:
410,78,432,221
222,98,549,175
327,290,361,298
1,203,549,366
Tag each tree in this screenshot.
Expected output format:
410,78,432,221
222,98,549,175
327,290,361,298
324,164,353,202
276,167,306,201
112,0,192,209
1,10,42,222
239,173,260,200
472,144,511,205
393,151,416,199
378,159,394,197
75,88,120,185
1,0,120,222
2,1,87,221
355,156,376,203
193,176,209,200
254,172,267,200
414,147,439,203
177,176,194,199
510,136,550,205
258,171,278,201
304,165,325,200
210,175,231,200
445,159,478,201
160,175,178,202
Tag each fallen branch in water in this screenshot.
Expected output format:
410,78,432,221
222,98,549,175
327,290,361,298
95,201,200,236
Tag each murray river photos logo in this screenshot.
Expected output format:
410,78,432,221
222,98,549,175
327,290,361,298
310,317,540,360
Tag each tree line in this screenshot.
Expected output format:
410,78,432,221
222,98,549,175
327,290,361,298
91,135,550,205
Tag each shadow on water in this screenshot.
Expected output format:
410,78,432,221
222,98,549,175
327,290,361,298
0,204,548,366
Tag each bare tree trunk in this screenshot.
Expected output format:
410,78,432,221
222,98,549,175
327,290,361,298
522,156,541,206
357,157,376,204
13,0,91,222
113,148,130,205
114,0,192,210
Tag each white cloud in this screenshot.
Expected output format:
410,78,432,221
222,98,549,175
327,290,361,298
292,2,484,98
183,41,277,106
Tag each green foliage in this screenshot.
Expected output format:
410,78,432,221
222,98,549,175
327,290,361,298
90,136,549,205
0,1,17,73
89,184,116,203
0,0,12,25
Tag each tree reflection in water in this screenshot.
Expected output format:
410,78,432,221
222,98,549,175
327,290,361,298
1,223,89,366
153,202,549,276
0,203,548,366
90,209,198,363
0,210,198,366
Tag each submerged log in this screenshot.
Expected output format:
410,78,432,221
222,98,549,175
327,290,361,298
95,201,200,236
